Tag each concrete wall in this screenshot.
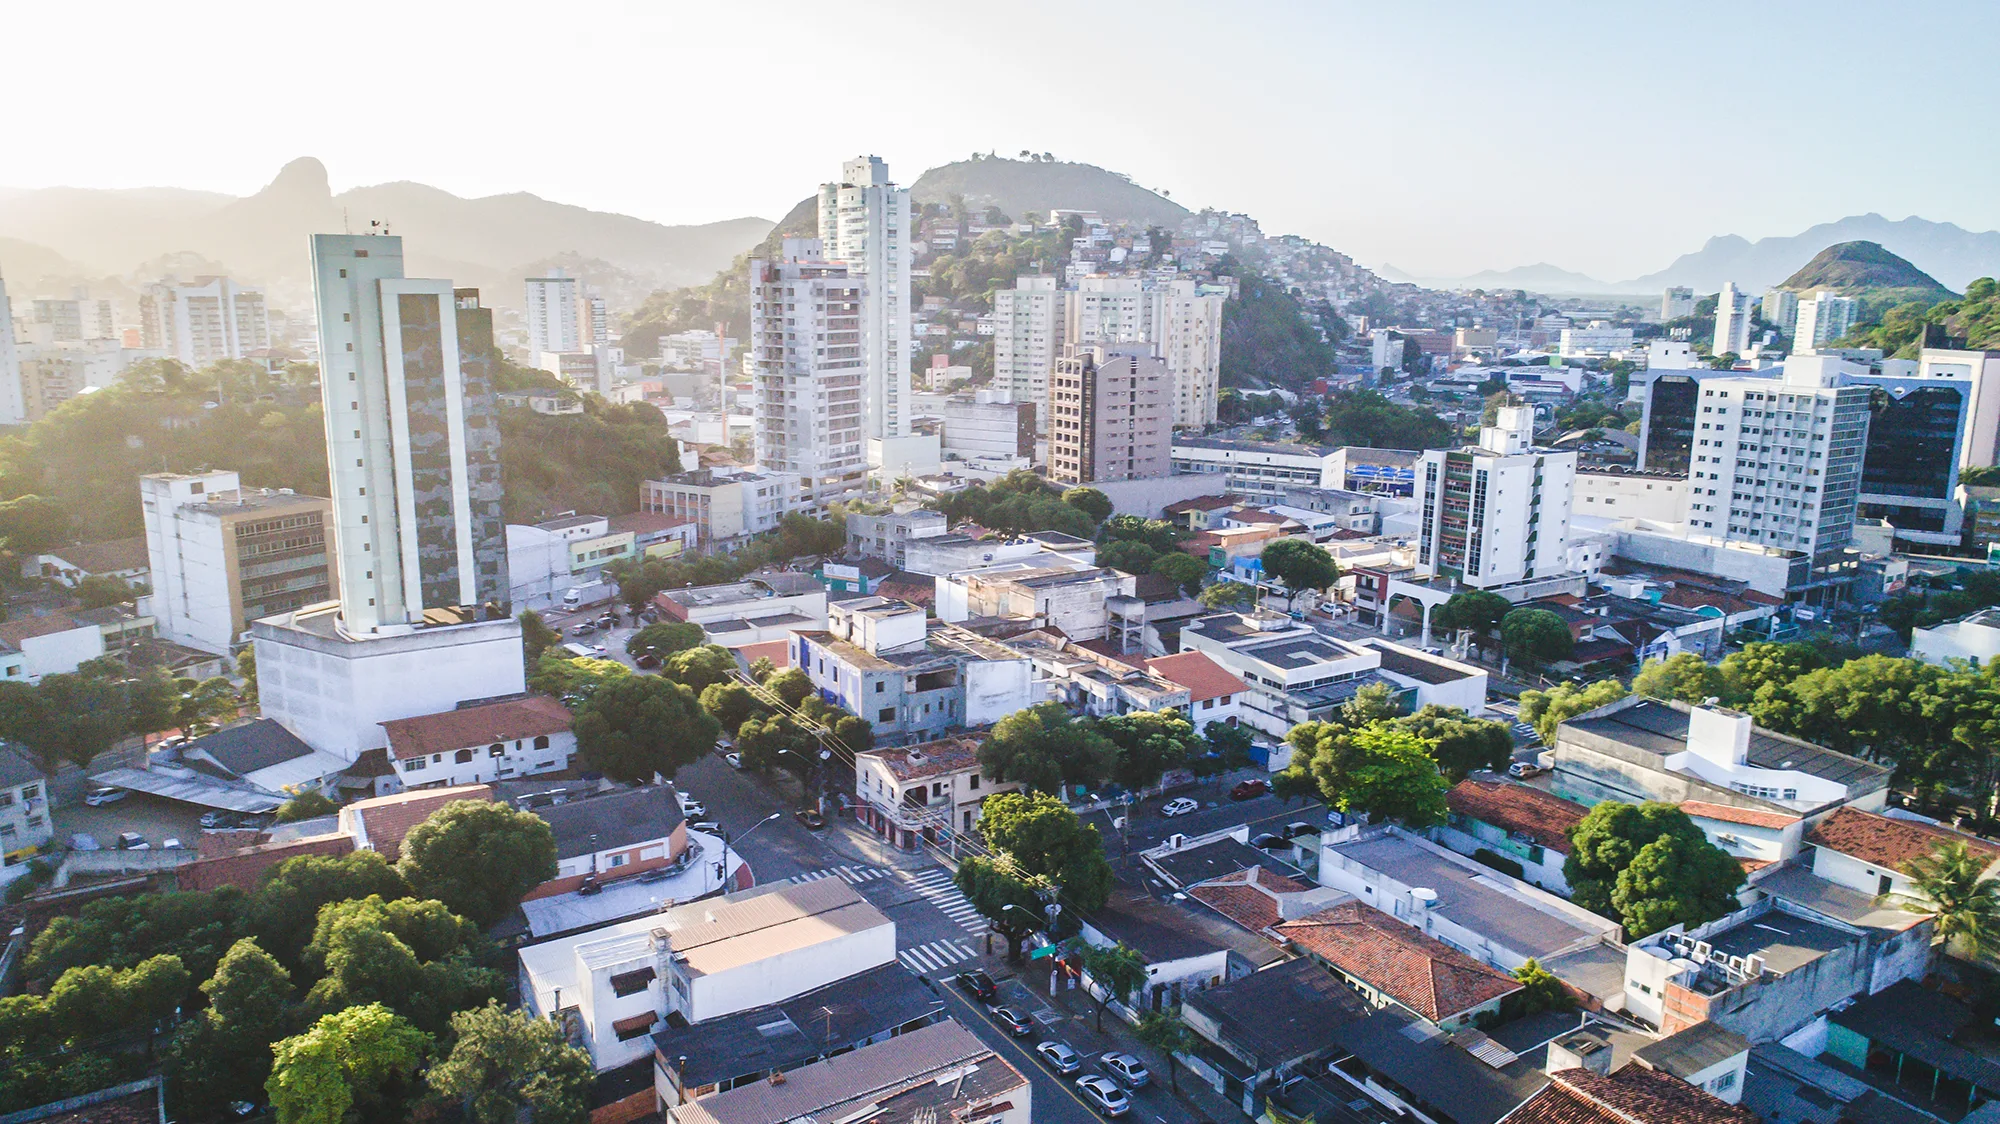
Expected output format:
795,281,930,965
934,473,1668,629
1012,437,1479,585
1092,474,1231,519
393,729,574,791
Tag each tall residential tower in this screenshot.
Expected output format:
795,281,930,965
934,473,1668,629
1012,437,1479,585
1414,406,1577,590
818,157,912,447
750,239,869,511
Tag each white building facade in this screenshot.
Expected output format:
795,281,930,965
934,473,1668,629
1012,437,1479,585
1794,291,1858,351
138,277,270,367
0,271,22,424
1713,281,1752,358
818,157,912,449
993,276,1064,428
1414,406,1577,589
749,240,870,512
524,273,581,357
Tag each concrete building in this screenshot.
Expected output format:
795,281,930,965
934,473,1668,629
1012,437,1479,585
380,694,574,791
1793,291,1857,351
945,562,1130,642
992,276,1063,426
655,580,826,648
524,272,580,356
1575,469,1691,523
641,468,798,545
1910,606,2000,667
818,157,912,451
1048,346,1171,485
1434,776,1590,895
1171,437,1341,497
1713,282,1752,358
1845,363,1969,546
1919,346,2000,467
0,748,51,869
138,277,270,367
844,509,946,568
0,271,22,424
140,470,336,655
941,388,1035,463
1761,289,1799,336
1414,406,1577,590
1663,287,1696,320
793,597,1038,747
0,607,154,684
1154,279,1226,427
1274,899,1524,1031
900,530,1095,578
749,239,869,511
853,734,1022,846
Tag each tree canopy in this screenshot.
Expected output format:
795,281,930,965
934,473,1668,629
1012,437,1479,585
1395,705,1514,782
573,673,720,783
978,791,1113,913
1518,679,1629,744
977,702,1116,796
426,1002,594,1124
1281,720,1449,826
1499,608,1573,667
396,801,558,927
1260,538,1339,608
1564,801,1743,938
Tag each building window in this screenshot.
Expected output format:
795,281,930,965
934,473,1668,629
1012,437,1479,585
969,774,980,791
455,749,474,764
404,759,426,772
489,743,506,757
534,735,551,751
608,854,628,867
879,708,895,722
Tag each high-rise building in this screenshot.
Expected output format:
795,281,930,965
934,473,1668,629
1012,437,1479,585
579,291,610,349
1919,347,2000,468
138,277,270,367
750,238,868,511
0,272,23,424
1414,406,1576,590
994,276,1064,427
524,272,581,356
306,233,509,633
1680,361,1871,562
1713,282,1752,358
1048,346,1171,485
140,470,337,655
1067,276,1152,345
818,157,911,446
1844,364,1968,546
1761,288,1799,336
1661,287,1695,320
1794,291,1858,351
31,299,85,342
1154,280,1226,428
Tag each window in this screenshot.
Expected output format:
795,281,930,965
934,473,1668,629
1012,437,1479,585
969,774,980,791
1710,1071,1737,1093
879,708,895,722
489,743,506,757
876,681,886,693
454,749,474,764
608,854,628,868
404,759,426,772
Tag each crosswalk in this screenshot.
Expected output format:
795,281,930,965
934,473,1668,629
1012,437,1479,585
776,864,891,886
899,867,990,934
1511,722,1539,743
898,938,977,975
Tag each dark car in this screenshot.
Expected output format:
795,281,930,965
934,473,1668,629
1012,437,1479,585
1229,779,1270,800
1251,832,1288,850
793,809,827,830
955,970,997,1002
635,654,662,670
992,1006,1034,1036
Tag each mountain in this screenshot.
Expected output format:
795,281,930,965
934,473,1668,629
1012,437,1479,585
910,156,1187,227
1377,261,1612,293
1626,214,2000,294
0,158,773,308
1777,240,1955,307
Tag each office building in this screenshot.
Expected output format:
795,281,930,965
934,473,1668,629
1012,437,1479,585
1414,406,1577,589
524,272,581,356
1681,360,1871,562
1048,346,1171,485
1846,366,1968,545
1637,369,1710,475
641,468,799,544
1762,288,1799,336
0,272,21,423
140,470,337,655
1794,291,1858,351
817,157,912,447
138,277,270,367
1662,287,1695,320
993,276,1064,426
1712,282,1752,358
1920,347,2000,468
748,239,869,511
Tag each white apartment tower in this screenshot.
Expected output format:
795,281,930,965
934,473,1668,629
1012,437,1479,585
0,271,22,424
1713,282,1753,359
580,292,610,348
1662,287,1695,320
817,157,912,446
1680,360,1872,561
308,233,510,634
994,276,1064,428
1762,289,1800,337
750,239,869,511
524,272,581,356
1415,406,1577,590
1155,280,1226,428
139,277,271,367
1067,276,1152,346
1794,291,1858,351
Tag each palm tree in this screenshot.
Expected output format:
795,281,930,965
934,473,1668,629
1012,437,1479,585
1899,841,2000,963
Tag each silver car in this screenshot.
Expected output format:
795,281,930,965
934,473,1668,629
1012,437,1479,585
1036,1040,1082,1074
1102,1051,1151,1087
1075,1074,1130,1116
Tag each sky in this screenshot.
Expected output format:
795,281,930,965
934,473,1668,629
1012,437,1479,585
7,0,2000,281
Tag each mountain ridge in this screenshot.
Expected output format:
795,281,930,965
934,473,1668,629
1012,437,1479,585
910,156,1187,227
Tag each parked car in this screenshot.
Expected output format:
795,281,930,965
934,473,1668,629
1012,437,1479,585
955,970,997,1002
115,832,150,851
690,820,719,834
1508,761,1549,779
725,752,744,769
1101,1051,1151,1087
571,621,596,635
793,809,827,830
991,1007,1034,1036
83,786,126,806
634,654,662,670
1160,796,1199,817
69,833,100,851
199,811,237,829
1252,832,1288,850
161,837,184,849
680,796,707,818
1075,1075,1131,1116
1229,779,1270,801
1284,821,1316,838
1036,1040,1083,1074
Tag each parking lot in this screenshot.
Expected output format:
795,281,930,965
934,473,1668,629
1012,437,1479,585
53,790,209,851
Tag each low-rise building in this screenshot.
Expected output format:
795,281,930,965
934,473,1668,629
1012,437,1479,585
853,735,1021,848
1434,777,1589,894
1002,629,1189,719
1508,1065,1755,1124
1078,879,1288,1010
0,605,156,683
1910,606,2000,668
901,530,1095,577
524,783,689,898
1802,806,2000,902
140,470,336,655
1275,899,1522,1030
1171,437,1342,498
655,579,827,649
1144,650,1249,730
640,468,800,545
338,784,493,861
939,558,1129,641
0,749,51,870
380,695,575,791
27,536,150,590
794,597,1037,746
844,509,947,568
1180,957,1374,1116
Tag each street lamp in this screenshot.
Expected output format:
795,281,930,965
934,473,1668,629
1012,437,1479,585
718,812,782,894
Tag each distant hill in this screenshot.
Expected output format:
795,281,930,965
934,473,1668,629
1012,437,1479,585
1377,261,1612,294
911,156,1188,227
0,158,773,309
1626,214,2000,293
0,237,85,290
1776,240,1954,303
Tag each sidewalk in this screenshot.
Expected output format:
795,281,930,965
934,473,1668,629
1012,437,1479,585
820,810,938,873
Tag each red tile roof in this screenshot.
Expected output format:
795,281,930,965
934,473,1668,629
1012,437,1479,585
1187,866,1311,936
860,735,984,782
47,536,151,575
734,639,792,671
1274,901,1521,1022
1508,1066,1758,1124
1446,779,1589,854
176,832,355,892
1144,651,1249,703
1805,807,2000,871
341,784,492,861
1164,496,1237,513
1681,801,1800,831
380,695,572,761
0,612,83,649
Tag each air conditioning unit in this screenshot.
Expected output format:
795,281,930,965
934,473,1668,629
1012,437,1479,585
1744,955,1766,977
1728,955,1747,975
1692,941,1712,962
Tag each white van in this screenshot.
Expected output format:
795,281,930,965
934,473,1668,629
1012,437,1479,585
561,588,583,610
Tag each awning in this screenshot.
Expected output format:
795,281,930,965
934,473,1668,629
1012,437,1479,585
612,1012,657,1035
86,767,284,813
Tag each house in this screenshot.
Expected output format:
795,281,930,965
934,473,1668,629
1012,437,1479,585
900,531,1095,579
1000,629,1189,720
1274,900,1522,1030
178,719,349,798
1184,864,1340,941
1144,650,1249,732
0,606,157,683
0,748,52,871
1078,877,1287,1012
664,1019,1030,1124
28,536,150,590
844,510,948,567
1819,980,2000,1122
655,580,827,649
853,735,1020,849
939,560,1130,641
1177,612,1392,746
1434,777,1589,894
1803,806,2000,901
1145,834,1307,890
337,784,492,861
814,555,892,595
518,878,896,1072
379,695,575,791
1630,1020,1753,1106
1910,606,2000,668
1163,494,1239,530
1681,800,1803,872
1325,1008,1640,1124
1180,958,1372,1116
521,783,689,899
793,598,1038,747
1508,1065,1756,1124
1356,638,1490,715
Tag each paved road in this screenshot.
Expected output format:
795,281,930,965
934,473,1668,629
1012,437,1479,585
1107,783,1327,856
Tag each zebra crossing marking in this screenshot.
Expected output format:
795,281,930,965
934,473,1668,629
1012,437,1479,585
897,939,976,974
899,867,990,934
778,864,891,886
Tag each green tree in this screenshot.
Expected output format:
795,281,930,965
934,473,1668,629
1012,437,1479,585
0,495,72,554
954,857,1048,962
1632,653,1726,704
1062,487,1113,525
1260,538,1339,609
1197,580,1256,610
1565,801,1743,938
1097,539,1161,574
573,674,720,783
44,954,191,1044
1283,720,1449,826
176,675,243,737
1078,942,1147,1032
734,713,814,775
1134,1008,1199,1092
1150,551,1207,598
1199,720,1255,776
236,645,259,707
246,851,413,969
1395,704,1514,782
17,671,132,771
267,1004,429,1124
1096,710,1201,791
699,680,761,731
977,702,1116,795
166,938,296,1119
1341,682,1405,727
1101,515,1181,554
26,888,243,984
1499,608,1573,668
302,896,499,1037
126,666,182,737
1518,679,1629,744
74,574,137,609
1432,589,1512,646
1899,841,2000,963
626,621,705,662
396,801,558,927
978,791,1113,911
665,644,737,692
527,652,629,701
1504,958,1576,1019
426,1002,594,1124
762,667,814,709
518,610,561,666
275,791,339,823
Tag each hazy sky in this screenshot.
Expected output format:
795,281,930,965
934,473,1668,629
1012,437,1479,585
9,0,2000,280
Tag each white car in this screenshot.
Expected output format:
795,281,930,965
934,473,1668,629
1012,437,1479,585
1160,797,1199,818
83,786,126,806
725,752,744,770
1036,1040,1082,1074
1101,1051,1151,1087
681,797,708,818
1075,1074,1130,1116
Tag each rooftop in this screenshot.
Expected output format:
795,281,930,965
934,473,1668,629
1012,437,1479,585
1366,641,1481,684
1634,1020,1750,1083
1325,831,1601,959
671,1019,1022,1124
1698,906,1857,978
532,784,685,859
1805,807,2000,871
0,746,42,789
1182,958,1370,1071
1088,881,1288,968
1509,1066,1758,1124
1173,435,1339,457
1143,650,1250,702
655,878,891,980
1446,777,1589,855
1148,835,1305,889
184,718,317,778
1238,633,1362,670
380,695,573,761
44,535,149,574
1186,864,1314,935
1562,698,1889,791
857,735,983,782
1754,864,1928,932
0,611,85,648
1829,980,2000,1096
1277,901,1522,1022
1327,1002,1550,1124
341,784,493,861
